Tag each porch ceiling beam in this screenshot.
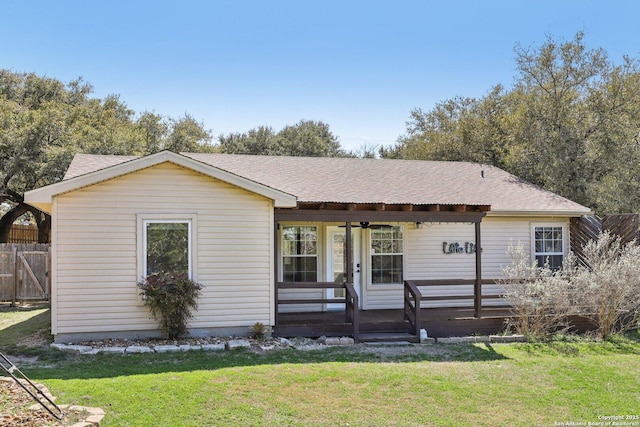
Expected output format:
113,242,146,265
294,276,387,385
275,209,487,223
295,202,490,212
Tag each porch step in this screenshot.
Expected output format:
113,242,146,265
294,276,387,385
358,332,418,343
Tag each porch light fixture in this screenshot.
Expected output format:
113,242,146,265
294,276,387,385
415,222,423,229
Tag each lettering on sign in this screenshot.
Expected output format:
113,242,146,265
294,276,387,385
442,242,478,254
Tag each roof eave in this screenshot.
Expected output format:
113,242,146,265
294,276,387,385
25,151,297,210
487,209,594,218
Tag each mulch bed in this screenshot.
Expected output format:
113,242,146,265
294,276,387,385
0,378,87,427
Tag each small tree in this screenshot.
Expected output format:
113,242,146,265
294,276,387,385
573,232,640,338
137,272,203,339
500,243,577,338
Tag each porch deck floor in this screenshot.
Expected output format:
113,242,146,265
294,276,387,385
277,307,512,325
275,307,513,339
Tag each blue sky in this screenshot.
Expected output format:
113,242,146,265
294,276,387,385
2,1,639,151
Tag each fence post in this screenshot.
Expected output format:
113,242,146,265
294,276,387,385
47,246,52,300
11,246,18,306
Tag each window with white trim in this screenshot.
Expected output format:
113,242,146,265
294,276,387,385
370,226,403,285
143,220,192,277
282,225,318,282
533,225,564,270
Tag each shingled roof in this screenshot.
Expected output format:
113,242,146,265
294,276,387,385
62,152,592,216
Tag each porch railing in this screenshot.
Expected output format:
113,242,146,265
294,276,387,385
276,281,359,342
403,279,507,338
404,280,423,340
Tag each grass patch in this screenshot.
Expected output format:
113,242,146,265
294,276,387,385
2,307,640,426
0,304,62,362
0,304,50,345
16,341,640,427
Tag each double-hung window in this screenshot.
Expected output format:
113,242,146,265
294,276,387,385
370,226,404,285
282,226,318,282
138,214,196,280
533,225,564,270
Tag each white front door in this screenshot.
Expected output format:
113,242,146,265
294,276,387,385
326,226,362,310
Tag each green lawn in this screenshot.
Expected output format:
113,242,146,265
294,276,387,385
3,306,640,426
0,304,50,347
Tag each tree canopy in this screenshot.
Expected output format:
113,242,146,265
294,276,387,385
217,120,349,157
0,70,213,242
0,70,355,242
387,32,640,214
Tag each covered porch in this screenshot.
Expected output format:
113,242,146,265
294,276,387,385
272,202,510,342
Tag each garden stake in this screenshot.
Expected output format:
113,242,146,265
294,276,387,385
0,351,64,420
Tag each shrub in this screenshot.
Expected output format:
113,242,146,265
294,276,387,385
501,233,640,340
137,272,203,339
500,243,577,338
572,232,640,338
250,322,268,340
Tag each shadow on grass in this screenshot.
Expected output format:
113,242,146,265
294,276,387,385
0,302,50,312
1,304,511,381
0,309,51,347
4,304,640,383
24,341,509,381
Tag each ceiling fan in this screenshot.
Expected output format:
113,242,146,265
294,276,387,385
339,222,393,229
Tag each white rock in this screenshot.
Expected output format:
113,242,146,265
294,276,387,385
202,343,225,352
279,337,293,347
100,347,126,354
339,337,354,345
325,337,341,345
154,345,180,353
125,345,153,354
226,339,251,349
50,344,93,354
437,336,489,344
437,337,465,344
179,344,201,351
489,334,526,343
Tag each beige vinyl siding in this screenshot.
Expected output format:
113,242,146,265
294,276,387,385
52,162,274,336
364,222,476,310
363,218,571,310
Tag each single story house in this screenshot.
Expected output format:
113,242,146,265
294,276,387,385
25,151,591,343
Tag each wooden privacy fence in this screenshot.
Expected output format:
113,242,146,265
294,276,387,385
0,244,51,303
570,214,640,266
8,224,39,244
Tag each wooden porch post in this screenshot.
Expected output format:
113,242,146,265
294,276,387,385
274,222,279,327
345,222,352,284
474,221,482,318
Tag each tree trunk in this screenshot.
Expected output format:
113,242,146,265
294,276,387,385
33,210,51,243
0,203,29,243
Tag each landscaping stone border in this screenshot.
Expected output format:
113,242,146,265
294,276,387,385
51,340,251,355
436,335,526,344
1,377,105,426
49,334,527,355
